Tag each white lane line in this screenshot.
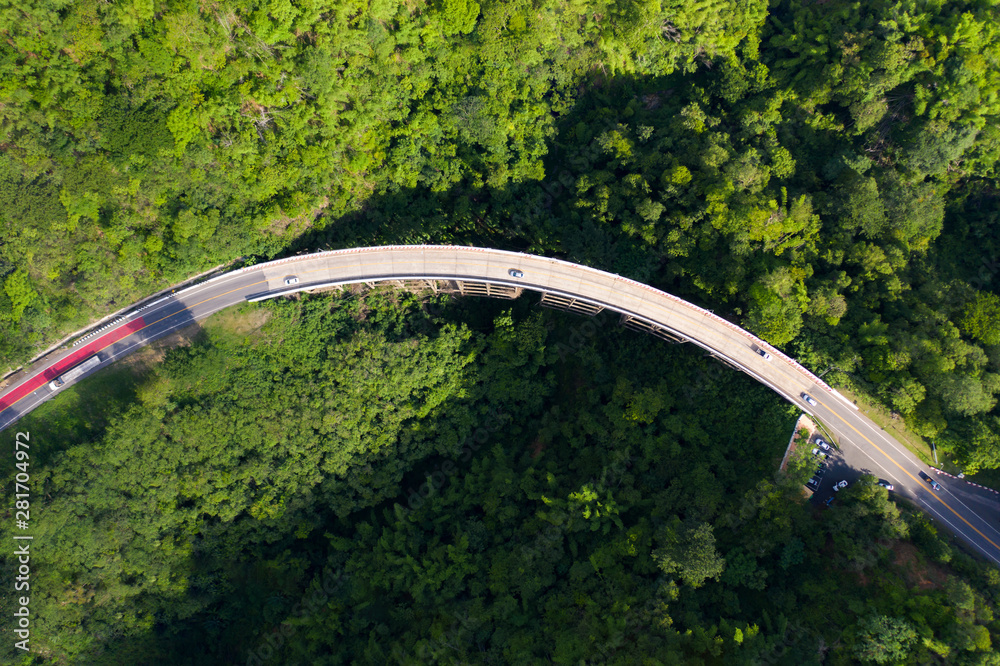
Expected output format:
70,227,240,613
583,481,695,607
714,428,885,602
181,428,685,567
0,298,242,430
173,266,250,298
934,487,1000,541
815,406,1000,549
829,425,899,482
830,413,1000,537
862,419,927,466
918,497,1000,567
105,302,237,363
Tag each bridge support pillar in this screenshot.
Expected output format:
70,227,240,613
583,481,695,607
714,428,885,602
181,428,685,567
539,292,604,316
619,314,686,343
451,280,522,300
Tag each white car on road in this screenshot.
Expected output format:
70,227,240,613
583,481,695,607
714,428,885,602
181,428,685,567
801,393,818,407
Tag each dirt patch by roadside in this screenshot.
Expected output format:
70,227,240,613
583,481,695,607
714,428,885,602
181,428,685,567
892,541,947,591
124,306,274,372
211,306,272,338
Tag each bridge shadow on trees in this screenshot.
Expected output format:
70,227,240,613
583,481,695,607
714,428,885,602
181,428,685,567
62,278,988,665
7,295,203,467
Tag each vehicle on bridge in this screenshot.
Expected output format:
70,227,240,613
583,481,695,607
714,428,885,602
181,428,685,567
801,393,818,407
48,355,103,391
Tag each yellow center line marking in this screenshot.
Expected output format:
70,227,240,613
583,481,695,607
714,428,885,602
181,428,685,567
813,394,1000,553
140,279,271,330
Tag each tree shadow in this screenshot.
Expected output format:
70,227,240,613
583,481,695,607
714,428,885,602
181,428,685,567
26,67,813,664
283,71,693,292
3,299,206,467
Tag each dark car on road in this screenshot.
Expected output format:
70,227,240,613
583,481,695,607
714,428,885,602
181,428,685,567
918,471,943,491
919,471,942,491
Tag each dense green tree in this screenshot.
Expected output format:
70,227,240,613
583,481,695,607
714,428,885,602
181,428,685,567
854,614,920,665
961,293,1000,347
0,0,997,477
2,0,1000,663
654,520,726,589
3,291,999,664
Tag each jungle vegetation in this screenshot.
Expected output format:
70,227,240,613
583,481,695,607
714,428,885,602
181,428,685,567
2,291,998,664
1,0,1000,662
0,0,999,468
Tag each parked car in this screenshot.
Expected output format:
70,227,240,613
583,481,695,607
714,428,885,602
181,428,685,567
811,448,829,459
806,478,820,491
801,393,818,407
878,481,894,491
814,438,831,451
508,269,524,278
284,276,299,285
833,480,849,491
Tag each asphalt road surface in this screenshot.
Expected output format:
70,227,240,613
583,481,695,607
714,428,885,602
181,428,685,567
3,245,1000,564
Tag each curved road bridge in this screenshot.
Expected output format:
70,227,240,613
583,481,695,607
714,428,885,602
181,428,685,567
2,245,999,563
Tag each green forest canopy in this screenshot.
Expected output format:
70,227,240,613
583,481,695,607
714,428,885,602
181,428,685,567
2,291,998,664
3,0,1000,662
1,0,999,469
